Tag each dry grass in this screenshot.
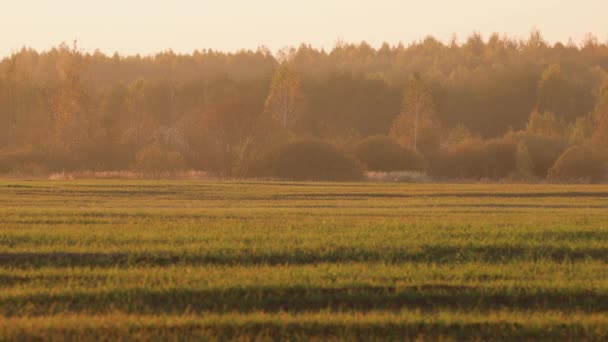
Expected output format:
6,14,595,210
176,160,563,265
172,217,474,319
365,171,431,183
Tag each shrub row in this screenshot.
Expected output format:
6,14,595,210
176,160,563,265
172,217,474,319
354,135,425,172
248,139,364,181
2,136,606,182
0,148,49,175
431,139,517,180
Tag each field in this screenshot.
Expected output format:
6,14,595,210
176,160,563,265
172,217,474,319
1,180,607,341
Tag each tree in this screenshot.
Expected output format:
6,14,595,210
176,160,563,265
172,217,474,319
526,110,564,138
515,140,534,179
0,68,10,148
97,83,131,169
569,114,596,145
202,78,271,176
593,112,608,147
390,74,438,153
537,64,585,121
0,57,22,149
302,73,399,136
264,63,305,129
123,79,161,153
3,35,608,176
52,41,90,159
594,81,608,123
100,84,129,141
592,82,608,147
443,124,473,148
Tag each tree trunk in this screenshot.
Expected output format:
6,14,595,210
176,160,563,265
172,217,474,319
414,106,419,151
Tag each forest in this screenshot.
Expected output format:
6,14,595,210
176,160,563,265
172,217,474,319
1,31,608,182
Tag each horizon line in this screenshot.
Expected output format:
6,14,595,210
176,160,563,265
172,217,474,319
2,29,607,60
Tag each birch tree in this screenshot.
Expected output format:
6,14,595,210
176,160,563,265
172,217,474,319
264,64,305,129
390,74,437,152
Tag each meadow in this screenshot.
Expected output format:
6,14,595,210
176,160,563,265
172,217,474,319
0,180,607,341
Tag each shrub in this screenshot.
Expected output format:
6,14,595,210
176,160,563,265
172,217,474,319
354,135,426,172
414,128,442,157
249,139,364,181
432,138,517,180
133,145,187,174
0,148,49,175
511,133,567,178
548,146,607,183
515,140,535,179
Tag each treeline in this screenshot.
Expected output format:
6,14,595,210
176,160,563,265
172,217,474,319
0,32,607,182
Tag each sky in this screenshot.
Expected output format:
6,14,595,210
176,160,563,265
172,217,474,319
1,0,607,57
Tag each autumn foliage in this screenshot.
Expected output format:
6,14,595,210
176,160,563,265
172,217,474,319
1,33,608,181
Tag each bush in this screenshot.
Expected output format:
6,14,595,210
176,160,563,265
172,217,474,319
249,139,364,181
432,138,517,180
548,146,607,183
508,133,567,178
0,148,49,175
354,135,426,172
133,145,187,174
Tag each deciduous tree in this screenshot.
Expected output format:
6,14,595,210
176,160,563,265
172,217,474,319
52,41,90,157
264,64,305,129
390,74,439,154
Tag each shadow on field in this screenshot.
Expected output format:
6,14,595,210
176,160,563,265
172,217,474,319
272,191,608,200
1,245,607,268
8,320,608,341
2,286,607,315
5,321,606,341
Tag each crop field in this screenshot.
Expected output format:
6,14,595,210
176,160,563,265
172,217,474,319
0,180,607,341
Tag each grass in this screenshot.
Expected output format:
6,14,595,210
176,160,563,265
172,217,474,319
1,180,607,340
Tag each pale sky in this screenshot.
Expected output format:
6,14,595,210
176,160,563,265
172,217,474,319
1,0,607,57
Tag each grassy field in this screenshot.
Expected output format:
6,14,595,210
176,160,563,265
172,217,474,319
1,180,607,341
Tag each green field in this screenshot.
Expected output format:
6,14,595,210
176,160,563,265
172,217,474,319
1,181,607,341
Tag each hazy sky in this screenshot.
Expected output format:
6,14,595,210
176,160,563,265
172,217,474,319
2,0,607,57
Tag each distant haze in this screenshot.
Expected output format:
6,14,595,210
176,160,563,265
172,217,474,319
2,0,607,57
